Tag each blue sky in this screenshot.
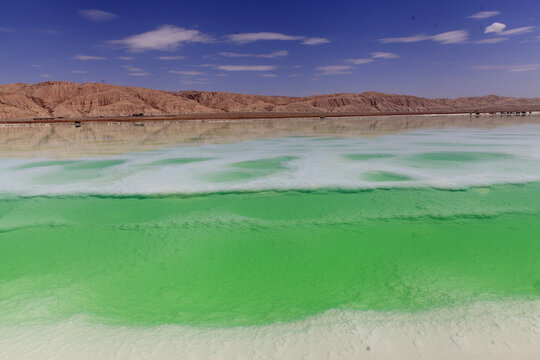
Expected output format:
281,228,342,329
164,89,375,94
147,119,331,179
1,0,539,97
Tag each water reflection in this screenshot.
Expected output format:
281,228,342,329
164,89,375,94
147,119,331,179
1,115,539,158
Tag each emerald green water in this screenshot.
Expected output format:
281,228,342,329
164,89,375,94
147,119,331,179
150,157,212,166
15,160,76,169
362,171,413,182
205,156,298,182
63,159,126,170
411,151,511,162
344,153,394,161
1,183,539,327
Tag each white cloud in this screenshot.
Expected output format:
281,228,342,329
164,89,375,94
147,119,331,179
31,64,41,68
129,72,150,76
485,22,507,34
473,63,540,72
380,34,430,43
226,32,303,44
316,65,352,75
218,50,289,58
370,52,400,59
194,64,215,67
122,65,144,72
109,25,212,52
169,70,205,76
346,58,374,64
157,56,187,60
500,26,535,36
381,30,468,44
431,30,469,44
260,74,277,77
71,70,87,74
72,54,106,60
507,64,540,72
40,74,53,78
225,32,329,45
117,56,135,60
485,23,536,36
468,11,500,19
78,9,118,22
216,65,276,71
474,38,508,44
302,37,330,45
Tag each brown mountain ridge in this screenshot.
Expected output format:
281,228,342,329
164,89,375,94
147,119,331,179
1,81,539,120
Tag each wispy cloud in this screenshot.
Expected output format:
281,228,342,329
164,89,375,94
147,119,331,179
500,26,536,36
117,56,135,60
71,70,87,74
226,32,302,43
302,37,330,45
260,74,277,77
30,64,42,68
157,56,187,60
381,30,468,44
216,65,277,71
121,65,149,76
473,63,540,72
316,65,352,75
78,9,118,22
122,65,144,72
474,38,508,44
346,58,373,65
485,23,536,36
346,52,398,65
218,50,289,58
380,34,430,43
169,70,205,76
72,54,106,60
370,52,400,59
468,11,500,19
225,32,329,45
109,25,212,52
431,30,469,44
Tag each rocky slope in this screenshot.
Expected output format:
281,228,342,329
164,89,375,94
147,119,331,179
1,81,539,120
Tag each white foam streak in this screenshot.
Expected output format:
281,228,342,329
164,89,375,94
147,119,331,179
2,125,540,195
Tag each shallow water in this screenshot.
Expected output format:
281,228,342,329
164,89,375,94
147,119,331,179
1,118,539,359
1,185,539,327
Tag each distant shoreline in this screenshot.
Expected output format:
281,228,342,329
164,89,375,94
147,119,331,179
1,110,539,125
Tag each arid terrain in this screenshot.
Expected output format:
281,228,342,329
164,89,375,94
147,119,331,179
1,81,540,120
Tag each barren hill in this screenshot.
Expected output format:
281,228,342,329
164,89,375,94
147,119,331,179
1,81,539,120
